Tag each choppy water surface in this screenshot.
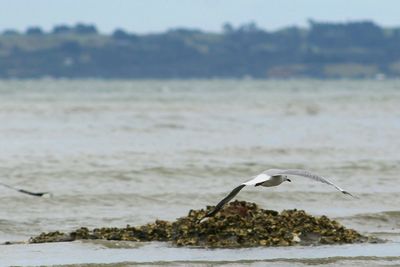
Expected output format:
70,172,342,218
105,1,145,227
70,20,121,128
0,79,399,266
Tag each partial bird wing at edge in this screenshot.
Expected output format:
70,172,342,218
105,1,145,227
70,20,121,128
275,169,355,197
0,181,50,197
18,189,50,197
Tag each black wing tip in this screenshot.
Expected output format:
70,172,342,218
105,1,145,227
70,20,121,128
197,204,224,223
342,190,358,199
197,211,214,224
201,210,217,220
18,189,52,197
197,216,207,224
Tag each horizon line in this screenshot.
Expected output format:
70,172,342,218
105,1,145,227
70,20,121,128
1,18,398,36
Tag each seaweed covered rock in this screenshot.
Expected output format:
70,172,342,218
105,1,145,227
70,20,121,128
29,201,370,247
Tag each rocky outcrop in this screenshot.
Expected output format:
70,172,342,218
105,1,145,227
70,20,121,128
29,201,372,248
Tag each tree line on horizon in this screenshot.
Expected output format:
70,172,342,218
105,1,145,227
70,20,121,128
1,21,400,79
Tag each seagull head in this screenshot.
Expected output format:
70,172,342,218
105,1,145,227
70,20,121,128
284,176,291,182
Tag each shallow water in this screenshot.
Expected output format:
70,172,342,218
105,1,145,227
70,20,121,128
0,79,399,266
2,241,400,266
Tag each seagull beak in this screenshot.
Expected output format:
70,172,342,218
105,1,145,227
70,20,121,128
286,179,292,182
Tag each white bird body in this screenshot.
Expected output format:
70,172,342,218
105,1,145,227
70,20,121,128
201,168,355,220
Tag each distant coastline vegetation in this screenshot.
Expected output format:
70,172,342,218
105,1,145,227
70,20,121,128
1,21,400,79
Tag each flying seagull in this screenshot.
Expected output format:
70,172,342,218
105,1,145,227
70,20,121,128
202,168,355,220
0,181,51,197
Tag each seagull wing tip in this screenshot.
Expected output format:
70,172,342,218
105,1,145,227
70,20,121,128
343,190,358,199
197,215,208,224
41,192,53,198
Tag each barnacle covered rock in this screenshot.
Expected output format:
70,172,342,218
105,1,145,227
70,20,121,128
29,231,72,243
29,201,373,247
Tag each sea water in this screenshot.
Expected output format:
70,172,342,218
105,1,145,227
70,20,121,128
0,79,399,266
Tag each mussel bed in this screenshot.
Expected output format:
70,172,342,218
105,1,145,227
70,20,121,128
29,201,372,248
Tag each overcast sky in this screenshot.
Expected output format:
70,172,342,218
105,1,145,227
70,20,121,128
1,0,400,33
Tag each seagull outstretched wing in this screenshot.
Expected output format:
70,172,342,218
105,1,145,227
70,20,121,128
201,174,271,220
202,184,246,219
274,169,355,197
200,169,355,222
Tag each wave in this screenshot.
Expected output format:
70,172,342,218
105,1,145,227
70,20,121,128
336,211,400,239
341,210,400,223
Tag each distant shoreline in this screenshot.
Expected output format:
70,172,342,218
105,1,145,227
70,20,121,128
1,21,400,79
